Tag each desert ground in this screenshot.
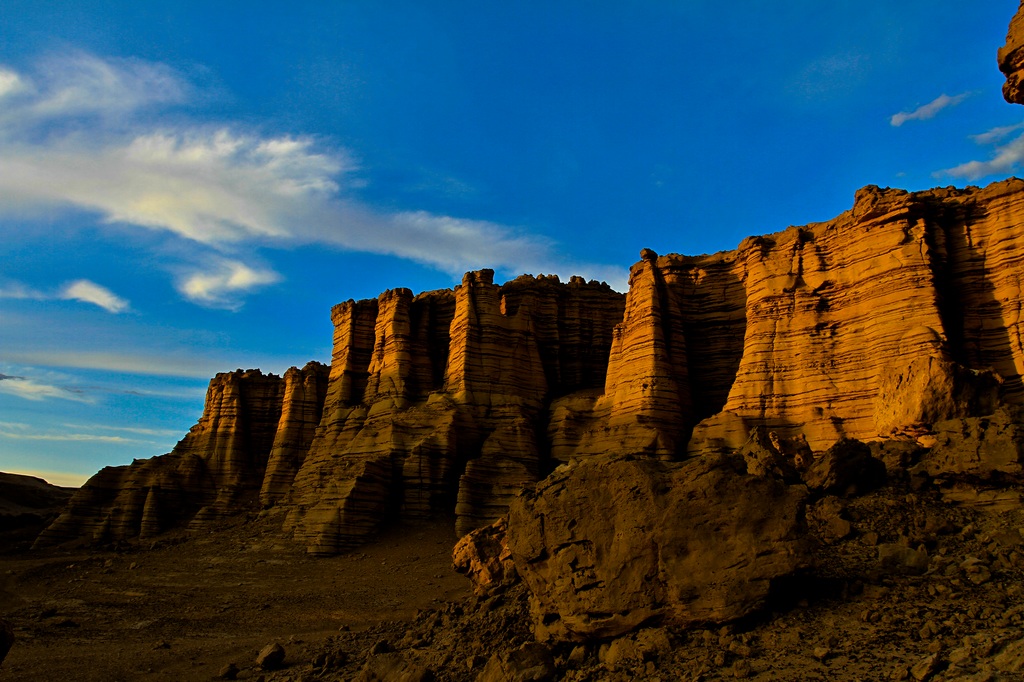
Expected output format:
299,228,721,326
6,478,1024,681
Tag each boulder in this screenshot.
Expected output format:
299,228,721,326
452,518,516,595
802,438,886,497
915,408,1024,480
256,642,285,670
506,454,809,641
478,642,555,682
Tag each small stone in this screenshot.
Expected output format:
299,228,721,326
813,646,831,661
368,639,392,656
218,663,240,680
732,659,751,678
910,653,938,681
256,642,285,670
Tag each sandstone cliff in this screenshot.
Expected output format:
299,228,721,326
34,363,329,547
37,178,1024,553
1001,1,1024,104
281,272,625,553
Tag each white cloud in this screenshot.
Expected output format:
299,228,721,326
4,52,186,125
61,279,129,313
0,68,24,98
0,374,92,403
61,422,181,437
178,258,281,309
970,122,1024,145
0,281,46,300
890,92,969,127
0,277,129,312
0,349,283,379
0,52,619,306
0,428,139,443
942,130,1024,180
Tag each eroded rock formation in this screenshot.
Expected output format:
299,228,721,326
0,472,74,548
281,272,625,554
37,177,1024,554
505,454,810,641
34,363,329,547
1001,2,1024,104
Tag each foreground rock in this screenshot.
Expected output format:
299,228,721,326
506,454,810,641
452,517,517,595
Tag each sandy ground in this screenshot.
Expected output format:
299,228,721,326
0,513,469,682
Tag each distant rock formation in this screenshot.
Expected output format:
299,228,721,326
37,178,1024,553
35,363,329,547
1001,2,1024,104
0,472,74,547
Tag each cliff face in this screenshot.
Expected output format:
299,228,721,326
282,272,625,554
1001,2,1024,104
38,178,1024,553
34,363,329,547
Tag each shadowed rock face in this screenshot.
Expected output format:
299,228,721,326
506,454,809,641
1001,2,1024,104
34,363,329,548
38,178,1024,553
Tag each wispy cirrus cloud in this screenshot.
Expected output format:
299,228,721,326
0,373,92,403
0,52,618,307
0,422,151,445
0,278,129,312
970,122,1024,145
941,122,1024,180
890,92,970,127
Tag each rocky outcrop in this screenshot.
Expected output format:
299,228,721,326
37,176,1024,553
505,454,809,642
282,273,625,554
34,363,329,547
0,472,74,540
1001,2,1024,105
675,180,1024,453
914,407,1024,481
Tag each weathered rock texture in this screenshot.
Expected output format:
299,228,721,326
34,363,329,548
1001,2,1024,105
505,454,809,641
683,180,1024,453
452,517,516,595
38,177,1024,553
282,272,625,553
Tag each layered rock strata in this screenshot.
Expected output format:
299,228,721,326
674,180,1024,453
38,177,1024,553
34,363,329,547
281,272,625,553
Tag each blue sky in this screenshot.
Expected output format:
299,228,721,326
1,1,1022,486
